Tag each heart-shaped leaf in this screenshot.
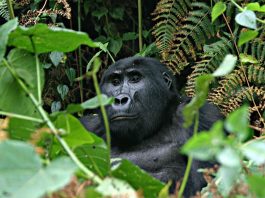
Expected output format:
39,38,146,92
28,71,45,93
57,84,69,100
235,10,257,29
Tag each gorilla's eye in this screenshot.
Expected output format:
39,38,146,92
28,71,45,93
129,72,142,83
111,77,121,86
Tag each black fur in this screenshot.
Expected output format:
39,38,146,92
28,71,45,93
80,57,222,197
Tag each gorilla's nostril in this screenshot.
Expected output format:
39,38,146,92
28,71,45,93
121,97,128,105
114,94,130,106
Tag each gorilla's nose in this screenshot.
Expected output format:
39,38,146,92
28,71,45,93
113,94,131,110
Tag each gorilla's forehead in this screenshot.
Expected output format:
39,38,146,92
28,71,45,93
105,57,167,75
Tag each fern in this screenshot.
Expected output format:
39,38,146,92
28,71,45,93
153,1,215,74
185,38,233,96
152,0,193,59
0,0,9,20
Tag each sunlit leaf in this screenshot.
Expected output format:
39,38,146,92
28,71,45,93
235,10,257,29
212,2,226,22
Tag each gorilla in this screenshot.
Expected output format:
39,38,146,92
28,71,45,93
80,57,222,197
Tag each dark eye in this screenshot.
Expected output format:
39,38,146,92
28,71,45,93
111,78,121,86
129,73,142,83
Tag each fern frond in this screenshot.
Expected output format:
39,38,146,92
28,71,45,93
0,0,9,20
209,65,265,108
185,38,232,96
217,86,265,115
163,2,215,74
152,0,193,59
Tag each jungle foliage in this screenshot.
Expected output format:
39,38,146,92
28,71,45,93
0,0,265,198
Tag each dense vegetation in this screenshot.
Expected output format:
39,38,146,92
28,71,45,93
0,0,265,197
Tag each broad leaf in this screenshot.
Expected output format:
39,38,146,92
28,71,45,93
235,10,257,29
0,18,18,62
49,51,64,67
247,175,265,198
217,147,241,167
0,49,44,116
53,114,94,148
66,94,113,114
181,121,224,160
217,166,240,196
183,75,213,127
238,30,259,46
213,54,237,77
241,141,265,165
0,140,77,198
112,159,164,198
8,24,97,53
74,133,110,177
225,105,250,142
212,2,226,22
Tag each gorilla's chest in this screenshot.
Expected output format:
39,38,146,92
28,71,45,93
111,138,186,182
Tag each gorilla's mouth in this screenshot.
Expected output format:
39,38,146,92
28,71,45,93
111,114,138,121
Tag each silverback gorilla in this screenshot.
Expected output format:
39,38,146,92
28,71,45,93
80,57,222,197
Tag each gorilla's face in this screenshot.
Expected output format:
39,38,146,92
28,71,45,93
100,57,177,145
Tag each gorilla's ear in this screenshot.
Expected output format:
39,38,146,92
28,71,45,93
162,72,172,90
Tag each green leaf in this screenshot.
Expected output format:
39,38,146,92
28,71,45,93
246,3,260,11
247,175,265,198
7,118,38,140
181,121,224,160
0,18,18,62
217,147,241,167
235,10,257,29
54,114,94,148
216,166,240,196
158,182,171,198
66,94,114,114
8,24,97,53
0,140,77,198
213,54,237,77
0,49,44,116
74,133,110,177
212,2,226,22
238,30,259,46
239,53,258,63
122,32,138,41
225,105,250,142
112,159,164,197
65,67,76,86
110,7,124,20
92,7,108,19
51,101,62,112
241,141,265,165
49,51,64,67
96,177,137,197
57,84,69,100
183,75,214,127
246,3,265,12
109,38,122,56
239,53,259,64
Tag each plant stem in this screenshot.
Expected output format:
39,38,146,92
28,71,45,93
78,0,84,103
92,73,111,153
3,58,102,184
0,111,43,123
138,0,143,52
178,112,199,198
6,0,15,19
30,36,42,103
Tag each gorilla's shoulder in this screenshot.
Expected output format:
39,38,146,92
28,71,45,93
176,98,223,132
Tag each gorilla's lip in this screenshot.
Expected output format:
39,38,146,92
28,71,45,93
111,114,138,121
